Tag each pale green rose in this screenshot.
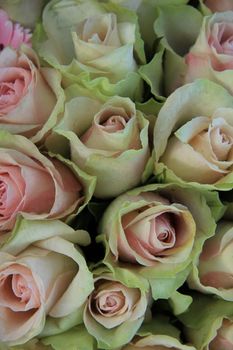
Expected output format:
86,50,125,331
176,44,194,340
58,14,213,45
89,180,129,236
179,294,233,350
154,79,233,190
98,182,220,300
140,5,233,100
188,221,233,301
83,267,149,350
0,0,46,28
0,131,95,234
120,317,196,350
34,0,145,100
0,218,94,346
47,92,150,198
138,4,202,100
105,0,189,60
0,46,65,143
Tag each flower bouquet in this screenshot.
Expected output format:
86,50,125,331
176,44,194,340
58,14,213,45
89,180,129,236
0,0,232,349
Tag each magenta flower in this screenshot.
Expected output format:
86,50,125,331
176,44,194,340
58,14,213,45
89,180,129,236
0,9,31,50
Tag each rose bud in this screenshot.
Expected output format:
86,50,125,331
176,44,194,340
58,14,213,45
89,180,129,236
98,182,218,300
83,272,149,349
154,79,233,188
50,95,149,198
0,131,95,233
0,46,64,142
0,218,93,346
185,11,233,95
188,221,233,301
34,0,145,100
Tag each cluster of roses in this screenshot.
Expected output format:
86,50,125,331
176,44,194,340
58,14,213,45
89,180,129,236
0,0,232,349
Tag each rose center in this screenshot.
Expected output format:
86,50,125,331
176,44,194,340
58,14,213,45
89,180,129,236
0,264,41,312
210,127,233,161
81,16,109,44
151,213,176,251
97,291,125,315
12,274,31,303
101,115,127,133
0,78,25,108
0,180,7,213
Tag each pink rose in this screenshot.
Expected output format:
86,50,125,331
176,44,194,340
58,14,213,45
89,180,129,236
99,189,196,269
0,9,31,50
0,46,62,140
209,319,233,350
0,219,93,346
185,11,233,94
204,0,233,12
0,131,84,233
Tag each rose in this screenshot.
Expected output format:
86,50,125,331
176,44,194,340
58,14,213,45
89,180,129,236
49,94,149,198
185,11,233,95
72,12,137,83
34,0,145,100
153,79,233,188
0,46,64,141
103,192,195,267
0,0,46,28
83,271,148,349
0,9,31,49
203,0,233,13
0,130,95,233
179,295,233,350
188,221,233,301
0,218,93,346
98,182,218,300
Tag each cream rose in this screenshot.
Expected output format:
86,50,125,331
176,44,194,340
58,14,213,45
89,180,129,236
72,12,137,82
154,79,233,188
35,0,145,100
0,46,64,141
83,273,148,349
0,131,89,233
188,221,233,301
51,95,149,198
0,219,93,346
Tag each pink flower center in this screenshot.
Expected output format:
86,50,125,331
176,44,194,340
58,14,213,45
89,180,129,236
100,115,127,133
0,264,41,312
